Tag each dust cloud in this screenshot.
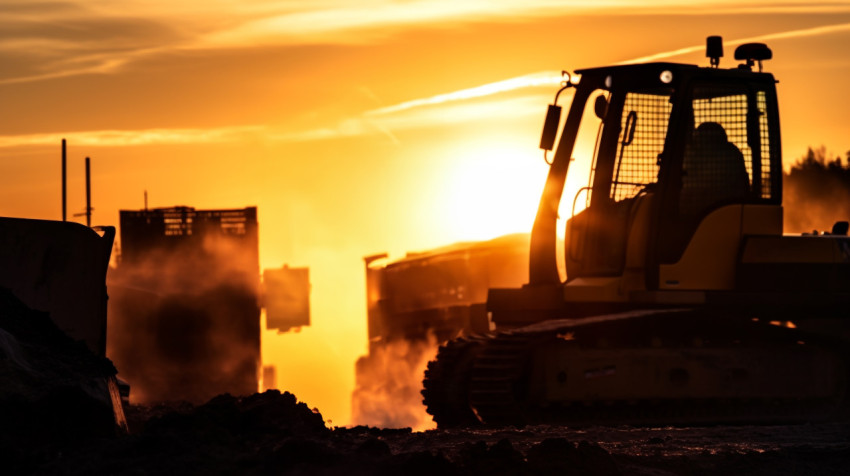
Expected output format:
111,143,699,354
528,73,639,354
351,334,440,431
783,146,850,233
107,231,260,404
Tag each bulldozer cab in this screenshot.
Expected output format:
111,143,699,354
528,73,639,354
532,50,782,291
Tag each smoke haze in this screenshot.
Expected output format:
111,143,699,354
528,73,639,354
107,219,261,405
351,334,439,431
783,146,850,233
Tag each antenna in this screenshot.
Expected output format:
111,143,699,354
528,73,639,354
61,139,67,221
74,157,94,226
85,157,92,227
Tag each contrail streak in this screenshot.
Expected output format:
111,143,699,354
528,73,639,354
622,22,850,64
368,22,850,117
366,72,563,116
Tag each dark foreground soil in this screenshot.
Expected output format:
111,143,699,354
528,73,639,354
5,389,850,475
2,289,849,475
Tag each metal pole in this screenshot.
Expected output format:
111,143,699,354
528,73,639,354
85,157,91,227
62,139,67,221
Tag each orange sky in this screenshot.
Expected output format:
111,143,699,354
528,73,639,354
2,1,850,425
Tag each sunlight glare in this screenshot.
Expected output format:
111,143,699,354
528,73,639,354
437,140,548,241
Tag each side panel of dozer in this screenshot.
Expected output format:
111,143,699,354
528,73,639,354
0,217,114,356
535,345,842,403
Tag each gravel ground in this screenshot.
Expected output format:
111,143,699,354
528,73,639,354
383,422,850,475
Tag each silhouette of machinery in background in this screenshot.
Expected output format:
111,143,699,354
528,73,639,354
363,234,532,345
108,206,310,404
352,234,533,427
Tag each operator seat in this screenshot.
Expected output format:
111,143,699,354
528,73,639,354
680,121,750,216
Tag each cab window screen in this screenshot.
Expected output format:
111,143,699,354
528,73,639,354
757,90,774,200
681,86,752,216
609,92,673,202
692,88,753,179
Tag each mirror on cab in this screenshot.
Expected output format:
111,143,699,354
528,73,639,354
594,94,609,120
540,104,562,151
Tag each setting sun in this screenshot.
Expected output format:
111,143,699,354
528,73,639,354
436,139,548,241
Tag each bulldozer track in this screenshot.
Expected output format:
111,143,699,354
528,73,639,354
468,333,531,425
424,310,850,427
422,336,484,427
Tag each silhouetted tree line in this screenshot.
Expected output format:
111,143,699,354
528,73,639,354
783,146,850,233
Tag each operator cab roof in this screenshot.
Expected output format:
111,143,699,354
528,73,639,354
572,40,776,90
573,61,775,91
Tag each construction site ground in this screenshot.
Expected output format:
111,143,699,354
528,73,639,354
7,392,850,475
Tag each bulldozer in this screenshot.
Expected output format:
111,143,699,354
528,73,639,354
353,233,531,428
422,37,850,427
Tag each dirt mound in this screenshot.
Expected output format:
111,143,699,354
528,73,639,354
139,390,329,440
11,386,624,475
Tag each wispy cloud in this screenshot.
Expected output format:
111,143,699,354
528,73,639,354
195,1,850,48
0,94,547,149
0,1,190,84
0,52,149,85
3,1,850,84
2,18,849,148
0,126,264,148
195,1,591,47
623,22,850,64
264,95,546,143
